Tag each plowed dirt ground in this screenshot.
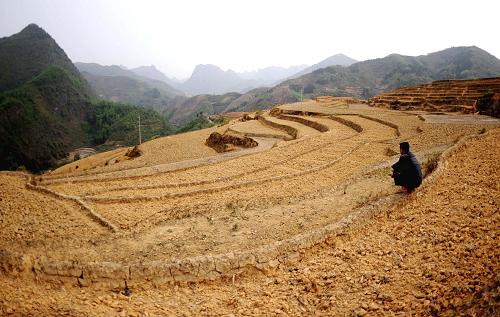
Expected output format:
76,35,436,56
0,100,499,316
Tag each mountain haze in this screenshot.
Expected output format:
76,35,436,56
290,53,358,79
239,65,308,85
75,62,185,114
130,65,182,88
178,64,309,95
131,65,171,82
75,62,183,96
164,46,500,121
181,64,253,95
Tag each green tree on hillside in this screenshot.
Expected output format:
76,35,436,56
85,100,171,146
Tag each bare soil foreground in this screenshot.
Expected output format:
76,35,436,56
0,101,499,316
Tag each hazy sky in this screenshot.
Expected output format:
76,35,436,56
1,0,499,78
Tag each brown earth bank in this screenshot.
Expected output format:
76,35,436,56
205,132,258,153
367,77,500,116
0,127,498,315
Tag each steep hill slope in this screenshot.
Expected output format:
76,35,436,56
0,24,90,93
0,66,170,171
0,66,92,171
0,25,170,172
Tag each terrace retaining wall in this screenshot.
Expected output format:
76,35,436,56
0,130,491,290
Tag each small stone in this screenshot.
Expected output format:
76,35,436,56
354,308,367,316
77,278,90,287
413,292,425,299
378,293,393,302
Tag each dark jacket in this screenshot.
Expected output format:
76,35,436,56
392,151,423,190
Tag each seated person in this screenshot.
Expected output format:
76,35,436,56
392,142,422,193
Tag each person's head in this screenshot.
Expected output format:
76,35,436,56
399,142,410,154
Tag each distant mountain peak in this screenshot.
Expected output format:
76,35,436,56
190,64,230,79
317,53,358,66
129,64,181,88
183,64,245,95
289,53,358,79
0,23,85,91
135,65,158,71
331,53,350,58
18,23,50,39
22,23,44,32
193,64,223,72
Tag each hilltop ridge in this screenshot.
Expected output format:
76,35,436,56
160,46,500,123
0,24,89,92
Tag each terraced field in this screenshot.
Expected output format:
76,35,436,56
1,99,499,296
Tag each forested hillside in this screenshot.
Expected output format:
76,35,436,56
0,25,169,172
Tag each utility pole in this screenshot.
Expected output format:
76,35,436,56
138,115,142,145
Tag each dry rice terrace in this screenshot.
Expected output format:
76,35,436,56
0,99,499,315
